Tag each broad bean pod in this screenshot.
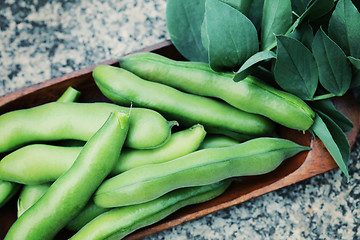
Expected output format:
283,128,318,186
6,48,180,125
0,145,80,184
12,87,79,215
14,184,107,231
198,134,240,149
70,180,231,240
17,183,51,217
66,200,108,231
56,86,81,103
4,112,130,240
0,101,175,152
94,137,310,208
0,180,20,208
13,184,107,232
119,52,315,131
93,65,275,136
0,124,206,184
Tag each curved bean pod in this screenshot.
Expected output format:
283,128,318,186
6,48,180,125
93,65,275,136
119,52,315,131
65,125,206,231
0,180,20,208
111,123,206,175
0,124,206,184
198,134,240,149
17,183,51,217
56,86,81,103
66,200,108,231
15,184,107,231
94,137,310,208
4,111,130,240
70,180,231,240
0,102,175,152
0,145,81,184
12,87,80,215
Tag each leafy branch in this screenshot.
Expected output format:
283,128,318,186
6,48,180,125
166,0,360,179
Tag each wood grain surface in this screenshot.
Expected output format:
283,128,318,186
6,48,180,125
0,41,359,240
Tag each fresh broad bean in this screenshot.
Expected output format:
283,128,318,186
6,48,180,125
94,137,310,208
6,87,79,213
70,180,231,240
111,123,206,175
0,145,81,184
16,184,107,231
198,134,240,149
93,65,275,136
119,52,315,131
56,86,81,103
0,180,20,208
17,183,51,217
64,125,206,231
4,112,130,240
205,127,259,142
0,102,175,152
0,124,206,184
66,200,108,232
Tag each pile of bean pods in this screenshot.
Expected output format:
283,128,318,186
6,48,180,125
0,52,312,239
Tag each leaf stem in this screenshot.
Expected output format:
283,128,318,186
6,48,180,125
265,18,298,51
312,93,336,101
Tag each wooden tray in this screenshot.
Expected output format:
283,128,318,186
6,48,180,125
0,40,359,239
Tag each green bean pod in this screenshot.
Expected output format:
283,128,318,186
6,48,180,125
93,65,275,136
111,123,206,175
0,124,206,184
4,111,130,240
66,200,108,232
56,86,81,103
198,134,240,149
0,145,81,184
15,186,107,232
12,87,79,215
119,52,315,131
16,185,107,232
70,180,231,240
0,180,20,208
94,137,310,208
64,125,206,231
0,102,175,152
17,183,51,217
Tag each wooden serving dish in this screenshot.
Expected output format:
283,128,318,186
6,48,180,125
0,40,359,239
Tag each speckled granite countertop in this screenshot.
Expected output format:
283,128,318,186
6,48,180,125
0,0,359,239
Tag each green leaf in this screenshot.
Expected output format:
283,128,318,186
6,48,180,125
166,0,208,62
233,50,276,81
219,0,252,15
311,99,353,132
318,111,351,168
312,28,352,96
288,23,314,50
298,0,335,23
328,0,360,58
200,17,208,52
291,0,312,16
238,0,253,15
261,0,292,51
310,114,350,180
348,56,360,70
204,0,259,71
274,36,318,100
248,0,264,31
219,0,241,10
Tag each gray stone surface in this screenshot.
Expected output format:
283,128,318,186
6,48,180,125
1,0,359,239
